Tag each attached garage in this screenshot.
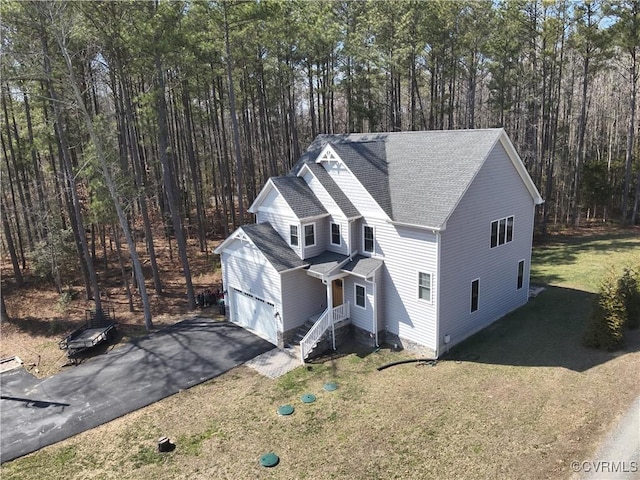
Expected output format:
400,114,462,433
231,288,278,345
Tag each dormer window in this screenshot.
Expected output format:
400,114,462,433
304,224,315,247
363,225,374,253
290,225,299,246
331,223,341,245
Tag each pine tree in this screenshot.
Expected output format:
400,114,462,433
618,267,640,329
583,271,626,350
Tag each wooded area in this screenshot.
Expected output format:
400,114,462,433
1,0,638,323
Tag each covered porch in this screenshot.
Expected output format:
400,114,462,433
298,252,384,362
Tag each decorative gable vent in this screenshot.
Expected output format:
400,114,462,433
317,145,339,163
235,231,249,242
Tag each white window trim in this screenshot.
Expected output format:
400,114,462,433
363,224,375,254
517,259,525,290
417,271,432,303
490,215,515,249
471,278,480,313
354,283,366,309
331,222,341,246
290,224,299,247
304,222,316,247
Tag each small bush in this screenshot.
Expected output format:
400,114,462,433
583,271,626,351
55,288,78,315
617,267,640,330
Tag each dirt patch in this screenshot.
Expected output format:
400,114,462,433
1,237,222,377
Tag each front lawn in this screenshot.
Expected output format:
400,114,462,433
2,228,639,480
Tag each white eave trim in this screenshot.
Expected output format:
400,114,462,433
498,130,544,205
387,220,443,232
248,178,277,214
213,227,251,254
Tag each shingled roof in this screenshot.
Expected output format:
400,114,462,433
270,176,327,220
292,129,534,229
240,223,308,272
302,162,361,219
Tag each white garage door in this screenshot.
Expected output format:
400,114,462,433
231,289,277,345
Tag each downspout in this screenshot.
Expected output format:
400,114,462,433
434,231,441,358
372,275,379,348
327,279,335,350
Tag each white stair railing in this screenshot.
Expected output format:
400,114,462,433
300,308,330,362
332,302,350,322
299,303,352,362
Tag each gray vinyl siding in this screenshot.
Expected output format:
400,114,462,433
344,276,374,332
256,187,302,258
374,221,438,351
438,143,535,353
221,241,282,326
280,269,326,332
326,217,349,255
302,220,328,259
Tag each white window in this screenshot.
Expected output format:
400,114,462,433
290,225,299,246
418,272,432,302
363,225,374,253
491,216,514,248
304,224,315,246
355,284,366,309
331,223,341,245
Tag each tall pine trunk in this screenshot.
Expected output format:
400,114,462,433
155,54,196,310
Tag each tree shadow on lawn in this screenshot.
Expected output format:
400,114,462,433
444,285,640,372
532,233,640,276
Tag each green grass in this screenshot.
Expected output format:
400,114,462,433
531,230,640,292
2,229,639,480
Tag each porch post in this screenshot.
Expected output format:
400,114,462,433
327,279,335,350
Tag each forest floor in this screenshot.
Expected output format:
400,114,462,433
0,236,223,377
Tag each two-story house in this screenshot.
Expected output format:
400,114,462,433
214,129,543,361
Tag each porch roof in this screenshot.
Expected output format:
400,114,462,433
341,255,384,279
241,223,309,272
306,251,349,277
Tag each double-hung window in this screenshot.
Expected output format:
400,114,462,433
363,225,374,253
418,272,432,302
290,225,299,246
355,284,366,309
304,224,315,247
331,223,341,245
491,216,514,248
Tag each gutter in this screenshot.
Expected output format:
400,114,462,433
387,219,443,232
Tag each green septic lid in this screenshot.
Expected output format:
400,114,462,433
301,393,316,403
260,452,279,467
323,382,338,391
277,404,294,416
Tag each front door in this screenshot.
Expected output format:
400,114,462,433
332,279,343,308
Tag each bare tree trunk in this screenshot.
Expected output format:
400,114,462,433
223,3,245,226
572,55,589,227
55,24,156,326
155,54,195,310
1,196,23,286
39,21,101,311
1,294,9,323
113,224,134,313
622,47,637,223
122,78,163,295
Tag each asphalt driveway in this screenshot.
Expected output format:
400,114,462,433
0,317,274,463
